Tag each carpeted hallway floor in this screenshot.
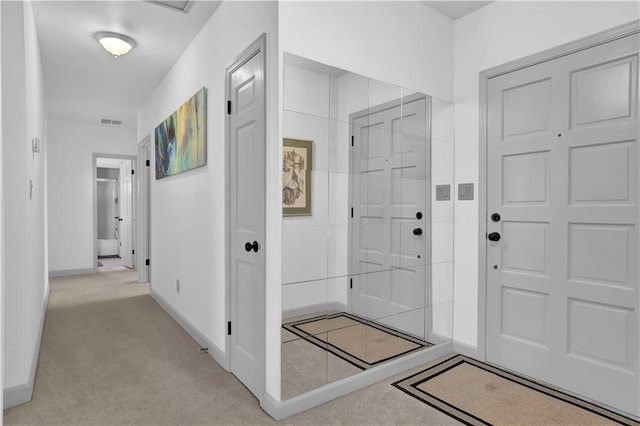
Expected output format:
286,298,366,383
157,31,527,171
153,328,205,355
3,270,459,425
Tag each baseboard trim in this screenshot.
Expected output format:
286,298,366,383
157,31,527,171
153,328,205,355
261,341,454,420
4,286,50,409
453,340,483,360
149,288,228,371
282,302,348,321
48,267,95,277
428,331,453,346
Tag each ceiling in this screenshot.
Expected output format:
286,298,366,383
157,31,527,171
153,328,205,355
32,0,221,129
33,0,491,130
421,1,493,20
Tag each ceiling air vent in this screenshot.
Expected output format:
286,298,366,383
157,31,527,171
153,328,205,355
144,0,192,13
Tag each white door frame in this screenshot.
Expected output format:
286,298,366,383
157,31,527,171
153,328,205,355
224,33,267,389
92,153,137,272
137,136,151,283
477,20,640,362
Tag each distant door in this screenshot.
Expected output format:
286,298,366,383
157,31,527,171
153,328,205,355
120,159,134,269
226,35,266,400
486,34,639,415
350,95,429,337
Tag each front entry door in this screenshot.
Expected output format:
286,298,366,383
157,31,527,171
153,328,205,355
350,95,429,337
486,33,639,415
226,35,266,400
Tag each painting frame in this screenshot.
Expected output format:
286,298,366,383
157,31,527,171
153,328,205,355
283,138,313,217
154,87,207,179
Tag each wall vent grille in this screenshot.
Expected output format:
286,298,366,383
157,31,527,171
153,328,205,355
100,118,123,126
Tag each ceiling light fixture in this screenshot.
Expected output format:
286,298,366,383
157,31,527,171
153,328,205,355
95,32,136,58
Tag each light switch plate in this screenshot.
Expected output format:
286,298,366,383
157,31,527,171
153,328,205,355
435,184,450,201
458,183,474,200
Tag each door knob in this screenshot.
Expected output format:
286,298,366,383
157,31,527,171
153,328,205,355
413,228,423,236
244,241,259,252
487,232,501,242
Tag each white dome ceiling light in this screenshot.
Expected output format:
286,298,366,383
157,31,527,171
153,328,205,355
95,32,136,58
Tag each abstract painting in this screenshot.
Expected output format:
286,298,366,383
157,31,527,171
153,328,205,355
283,138,313,217
155,87,207,179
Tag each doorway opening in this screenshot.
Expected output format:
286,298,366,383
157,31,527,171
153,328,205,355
93,154,137,273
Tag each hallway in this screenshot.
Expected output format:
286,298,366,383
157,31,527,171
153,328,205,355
3,271,457,425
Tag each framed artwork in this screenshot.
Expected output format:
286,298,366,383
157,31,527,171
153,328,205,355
155,87,207,179
283,138,313,217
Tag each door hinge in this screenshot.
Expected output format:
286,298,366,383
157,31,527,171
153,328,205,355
131,169,135,175
227,321,232,336
227,100,232,115
351,135,354,147
145,259,150,266
132,249,135,255
146,160,150,167
350,278,353,289
351,207,354,218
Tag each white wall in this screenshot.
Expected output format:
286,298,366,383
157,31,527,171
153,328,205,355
453,1,640,348
279,1,454,103
137,0,279,395
47,119,136,273
2,0,47,399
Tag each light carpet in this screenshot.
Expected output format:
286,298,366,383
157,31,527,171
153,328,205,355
3,270,458,425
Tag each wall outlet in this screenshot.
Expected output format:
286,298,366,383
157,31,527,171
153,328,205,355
176,279,180,293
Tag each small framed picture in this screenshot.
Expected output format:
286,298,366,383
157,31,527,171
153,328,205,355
283,138,313,217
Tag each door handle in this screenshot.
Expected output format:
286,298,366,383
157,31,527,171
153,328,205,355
487,232,501,242
244,241,259,253
413,228,423,236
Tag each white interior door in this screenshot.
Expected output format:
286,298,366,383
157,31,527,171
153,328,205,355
350,95,429,337
486,34,639,415
227,36,265,400
119,159,134,269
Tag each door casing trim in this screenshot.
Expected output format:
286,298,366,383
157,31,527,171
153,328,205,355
477,20,640,363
